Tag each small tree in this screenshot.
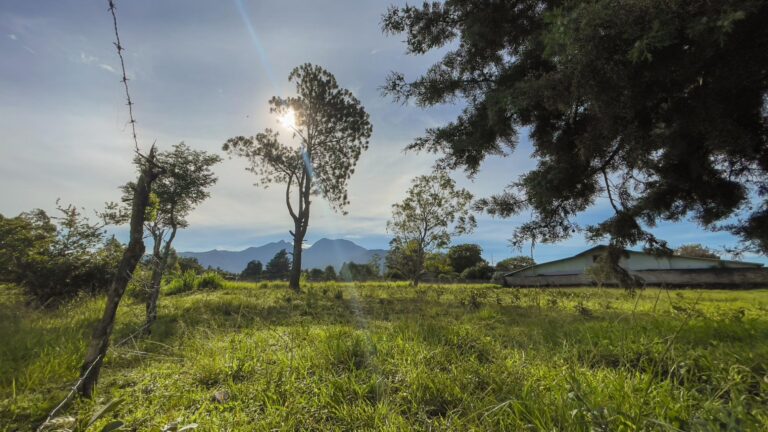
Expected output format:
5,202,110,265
674,244,720,259
424,252,453,278
447,244,485,274
323,265,337,281
133,143,220,332
496,256,536,272
241,260,264,281
264,249,291,280
308,268,325,281
339,261,378,281
387,171,475,286
224,64,372,292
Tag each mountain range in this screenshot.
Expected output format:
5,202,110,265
180,238,388,273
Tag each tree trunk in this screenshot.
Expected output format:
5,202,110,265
145,226,176,333
289,220,304,292
79,150,160,398
288,174,310,292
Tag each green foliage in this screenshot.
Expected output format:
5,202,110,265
164,271,224,295
339,262,378,282
2,283,767,430
195,272,224,291
125,264,153,302
176,255,205,275
323,265,337,282
460,263,495,281
385,240,425,284
674,244,720,259
496,256,536,272
239,260,263,281
424,252,452,277
0,204,123,304
383,0,768,255
387,171,476,285
264,249,291,280
164,270,198,295
307,268,325,281
447,244,485,274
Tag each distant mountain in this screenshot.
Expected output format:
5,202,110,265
180,238,387,273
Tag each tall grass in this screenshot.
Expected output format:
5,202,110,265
1,282,767,430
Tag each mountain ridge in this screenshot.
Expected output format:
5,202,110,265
180,238,387,273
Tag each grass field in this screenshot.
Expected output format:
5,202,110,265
1,282,767,431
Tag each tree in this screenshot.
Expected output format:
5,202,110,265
264,249,291,280
496,256,536,273
308,267,325,281
168,253,205,275
387,171,476,285
241,260,264,280
447,244,485,274
460,263,495,281
224,64,373,291
139,143,220,332
80,147,163,397
323,265,337,281
339,261,378,281
424,252,451,274
674,244,720,259
382,1,768,275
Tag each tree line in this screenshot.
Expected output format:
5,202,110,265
234,243,535,284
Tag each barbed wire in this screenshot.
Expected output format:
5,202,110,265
107,0,140,155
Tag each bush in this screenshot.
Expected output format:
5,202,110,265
460,263,495,281
164,270,197,295
196,271,225,290
125,265,153,302
0,206,123,304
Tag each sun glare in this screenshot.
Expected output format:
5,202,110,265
279,108,297,130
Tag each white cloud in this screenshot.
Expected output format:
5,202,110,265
80,51,97,64
98,63,117,74
8,34,17,40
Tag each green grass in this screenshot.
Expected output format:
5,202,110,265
1,282,767,431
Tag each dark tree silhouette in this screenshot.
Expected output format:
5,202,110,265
264,249,291,281
447,244,485,274
241,260,264,280
382,1,768,272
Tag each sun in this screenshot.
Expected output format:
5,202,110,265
278,107,297,130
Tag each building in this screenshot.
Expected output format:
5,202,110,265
503,245,767,287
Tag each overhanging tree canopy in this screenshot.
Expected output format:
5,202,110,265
382,0,768,256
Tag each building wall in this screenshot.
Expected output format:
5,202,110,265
513,251,758,278
504,268,768,287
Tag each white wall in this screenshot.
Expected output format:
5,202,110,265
515,250,757,276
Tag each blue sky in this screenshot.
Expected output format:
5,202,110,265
1,0,764,265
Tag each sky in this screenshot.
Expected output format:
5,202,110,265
1,0,765,265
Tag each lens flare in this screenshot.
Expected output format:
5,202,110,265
279,108,297,130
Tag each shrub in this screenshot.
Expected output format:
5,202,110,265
0,206,123,304
125,265,153,302
164,270,197,295
196,271,225,290
460,263,495,281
